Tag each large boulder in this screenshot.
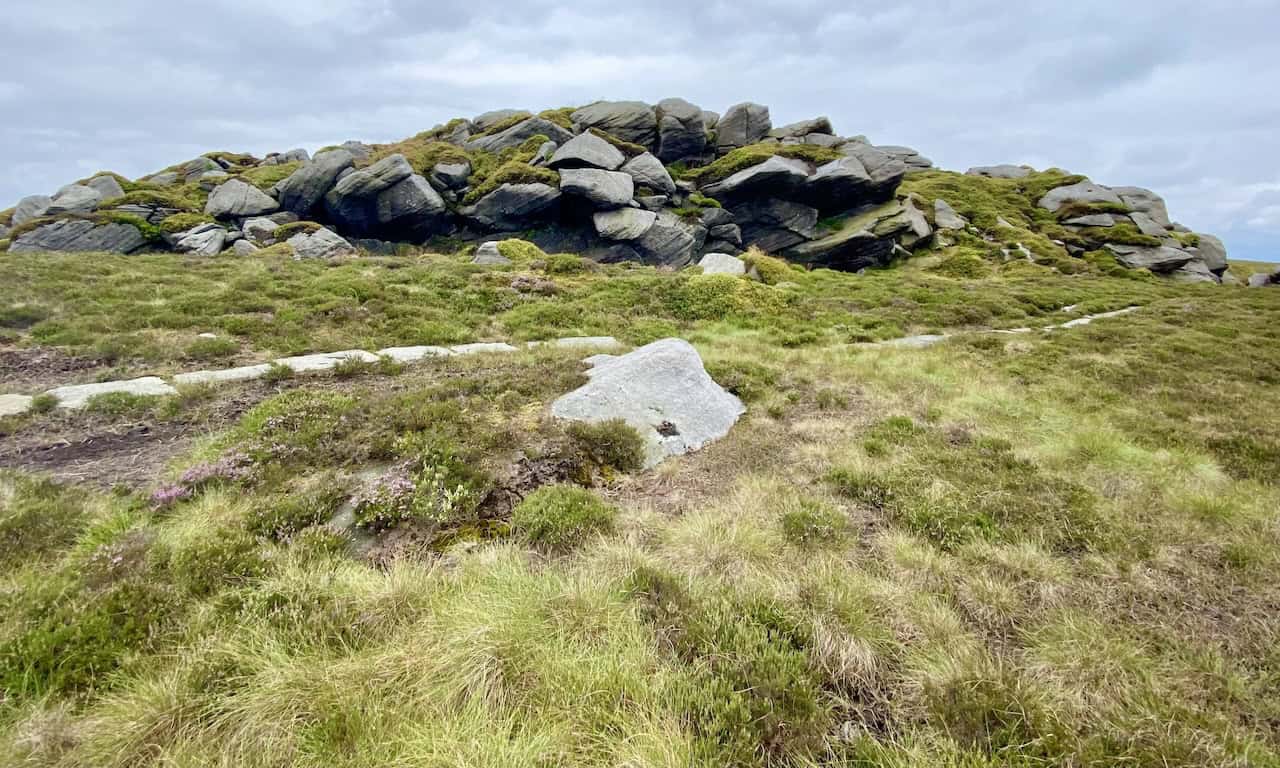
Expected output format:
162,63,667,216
769,117,833,140
9,218,146,254
559,168,634,208
634,212,697,266
1105,243,1194,272
460,183,561,230
287,227,354,259
548,132,625,170
934,199,968,230
1038,181,1124,212
12,195,53,225
85,174,125,200
472,109,526,131
702,155,810,201
242,217,281,242
47,184,102,215
1190,233,1228,272
275,149,355,216
839,143,907,198
550,338,745,468
431,161,472,190
655,97,708,163
876,145,932,170
571,101,657,149
464,117,573,153
205,179,279,219
174,223,227,256
803,156,884,213
732,198,819,252
375,174,449,237
783,200,904,272
593,207,657,241
621,152,677,195
322,154,415,235
1170,260,1218,284
716,102,771,151
1112,186,1171,229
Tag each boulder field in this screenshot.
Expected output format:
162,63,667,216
0,99,1244,284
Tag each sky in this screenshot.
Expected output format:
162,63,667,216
2,0,1278,261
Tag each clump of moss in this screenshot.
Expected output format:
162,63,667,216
538,107,576,131
364,135,469,175
495,239,547,262
1077,223,1161,248
567,419,646,473
931,250,994,279
0,207,17,227
94,212,163,244
204,151,257,167
741,247,797,285
233,162,300,191
273,221,323,241
463,162,558,204
100,187,205,213
688,192,722,209
159,212,215,234
476,112,534,137
587,128,647,157
511,484,617,551
680,143,842,185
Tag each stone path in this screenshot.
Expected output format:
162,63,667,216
860,306,1140,350
0,336,623,416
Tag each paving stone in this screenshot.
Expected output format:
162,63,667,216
45,377,177,410
173,364,273,386
449,342,519,355
0,394,33,416
274,350,380,373
376,346,454,363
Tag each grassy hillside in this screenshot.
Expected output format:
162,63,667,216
1,244,1279,766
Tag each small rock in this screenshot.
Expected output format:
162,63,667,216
559,168,634,208
0,394,33,417
287,227,354,259
205,179,279,219
550,338,745,468
548,132,626,170
697,252,747,276
934,199,968,230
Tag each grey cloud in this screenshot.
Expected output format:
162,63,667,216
1,0,1276,260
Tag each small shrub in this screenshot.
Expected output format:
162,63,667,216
0,474,88,568
262,361,294,383
706,358,780,403
183,335,238,360
331,356,378,378
30,393,58,414
247,479,350,540
273,221,323,241
0,303,52,329
826,467,895,509
780,499,848,547
158,212,214,234
741,248,796,285
931,251,993,279
511,484,616,551
167,526,266,597
542,253,590,274
83,392,156,418
567,419,646,473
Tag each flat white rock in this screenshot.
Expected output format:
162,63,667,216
377,346,454,363
697,252,747,276
274,350,379,373
45,377,177,410
551,338,745,468
0,394,33,416
173,364,273,386
450,342,519,355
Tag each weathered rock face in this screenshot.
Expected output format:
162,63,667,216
375,174,449,238
461,183,561,230
174,223,227,256
704,156,810,202
655,97,708,163
85,174,125,200
323,154,417,236
1112,186,1171,228
1191,233,1228,273
548,132,625,170
275,149,355,216
1038,182,1124,212
769,117,833,140
1105,243,1194,272
571,101,657,149
287,227,354,259
967,164,1033,179
934,199,967,230
47,185,102,215
10,219,146,254
634,212,697,266
13,195,53,225
594,207,657,241
206,179,279,219
716,102,771,151
550,338,745,468
559,168,634,208
621,153,677,195
465,117,574,153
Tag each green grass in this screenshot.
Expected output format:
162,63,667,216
0,242,1278,767
678,142,843,185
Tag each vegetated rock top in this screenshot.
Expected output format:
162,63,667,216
0,98,1243,285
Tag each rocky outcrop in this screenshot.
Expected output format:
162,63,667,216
1,97,1233,282
550,338,745,468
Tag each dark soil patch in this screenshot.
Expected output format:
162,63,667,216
0,346,111,392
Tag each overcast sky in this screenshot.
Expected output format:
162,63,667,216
3,0,1278,261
